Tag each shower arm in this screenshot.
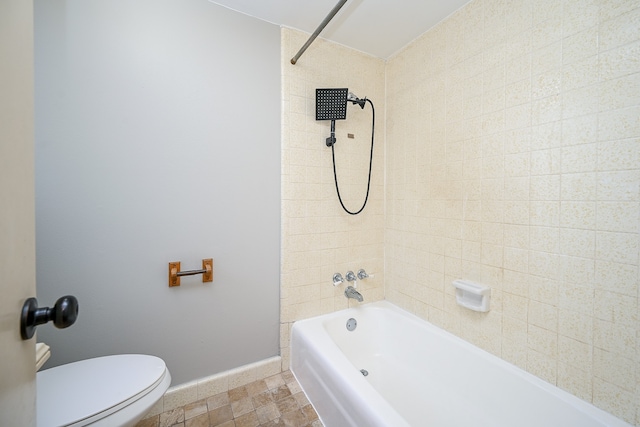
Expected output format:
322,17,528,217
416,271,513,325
326,119,337,147
290,0,348,65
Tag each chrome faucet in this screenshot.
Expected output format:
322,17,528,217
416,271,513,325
345,270,357,283
344,286,363,302
332,273,344,286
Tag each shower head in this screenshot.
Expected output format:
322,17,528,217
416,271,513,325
316,88,348,121
316,88,370,148
347,92,366,109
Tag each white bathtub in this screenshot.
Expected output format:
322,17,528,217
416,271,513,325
291,301,632,427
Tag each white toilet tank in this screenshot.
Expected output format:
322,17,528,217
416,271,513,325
37,354,171,427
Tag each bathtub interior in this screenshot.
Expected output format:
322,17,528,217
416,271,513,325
292,301,632,427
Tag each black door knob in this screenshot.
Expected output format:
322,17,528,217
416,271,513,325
20,295,79,340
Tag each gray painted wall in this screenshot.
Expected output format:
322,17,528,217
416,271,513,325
34,0,281,385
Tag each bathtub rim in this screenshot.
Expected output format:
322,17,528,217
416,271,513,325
291,304,410,426
291,300,633,427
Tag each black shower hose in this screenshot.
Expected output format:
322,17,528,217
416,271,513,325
331,98,375,215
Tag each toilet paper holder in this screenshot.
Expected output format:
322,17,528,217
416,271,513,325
168,258,213,287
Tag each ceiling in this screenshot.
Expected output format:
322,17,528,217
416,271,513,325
208,0,471,59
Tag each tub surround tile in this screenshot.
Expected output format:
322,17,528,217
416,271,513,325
557,361,593,402
280,0,639,423
593,378,637,424
280,28,386,373
382,0,640,424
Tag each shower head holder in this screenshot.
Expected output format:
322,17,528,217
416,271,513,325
347,92,366,109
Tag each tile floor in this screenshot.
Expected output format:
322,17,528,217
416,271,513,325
135,371,323,427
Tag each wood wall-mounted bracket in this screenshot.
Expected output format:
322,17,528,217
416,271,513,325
169,258,213,287
202,258,213,282
169,262,181,287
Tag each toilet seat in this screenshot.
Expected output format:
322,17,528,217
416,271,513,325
37,354,170,427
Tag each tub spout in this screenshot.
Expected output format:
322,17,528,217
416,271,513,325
344,286,363,302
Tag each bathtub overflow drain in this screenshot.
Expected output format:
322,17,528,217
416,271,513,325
346,318,357,331
360,369,368,376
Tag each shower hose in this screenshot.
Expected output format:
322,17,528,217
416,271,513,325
331,98,375,215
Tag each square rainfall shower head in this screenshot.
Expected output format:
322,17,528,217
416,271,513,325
316,88,348,121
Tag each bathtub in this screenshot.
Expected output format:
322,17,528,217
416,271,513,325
290,301,631,427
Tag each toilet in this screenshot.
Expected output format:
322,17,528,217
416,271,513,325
37,354,171,427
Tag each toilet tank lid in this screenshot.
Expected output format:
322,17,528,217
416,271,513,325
37,354,168,427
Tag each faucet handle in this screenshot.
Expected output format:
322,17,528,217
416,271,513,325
333,273,344,286
345,271,356,283
357,269,370,280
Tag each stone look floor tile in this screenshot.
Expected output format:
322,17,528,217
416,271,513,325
231,396,254,418
246,380,268,396
234,410,260,427
281,371,295,384
255,401,280,424
160,408,184,427
207,392,230,411
303,404,319,422
270,385,291,402
264,374,285,390
252,390,274,408
136,371,321,427
281,409,308,426
209,405,234,426
185,412,210,427
184,399,208,420
136,416,159,427
275,395,298,415
286,381,302,395
292,392,309,407
229,386,249,402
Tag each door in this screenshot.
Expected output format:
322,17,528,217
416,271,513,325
0,1,37,426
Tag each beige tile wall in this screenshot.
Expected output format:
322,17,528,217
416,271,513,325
385,0,639,424
280,28,386,369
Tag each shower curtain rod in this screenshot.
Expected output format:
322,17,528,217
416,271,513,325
290,0,348,65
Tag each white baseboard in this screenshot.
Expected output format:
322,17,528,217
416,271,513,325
145,356,282,417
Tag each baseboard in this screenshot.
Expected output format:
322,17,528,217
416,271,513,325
145,356,283,417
